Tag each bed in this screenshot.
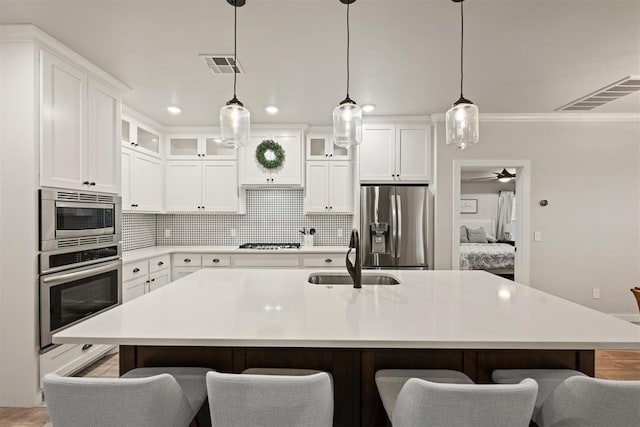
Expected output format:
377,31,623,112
459,219,515,274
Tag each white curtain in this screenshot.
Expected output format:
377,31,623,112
497,191,515,240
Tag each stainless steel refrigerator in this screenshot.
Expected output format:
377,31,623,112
360,185,431,269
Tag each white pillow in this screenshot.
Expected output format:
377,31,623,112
486,234,497,243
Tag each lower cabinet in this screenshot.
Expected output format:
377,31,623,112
122,255,171,302
40,343,115,387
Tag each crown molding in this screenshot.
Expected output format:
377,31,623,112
1,24,130,93
430,112,640,123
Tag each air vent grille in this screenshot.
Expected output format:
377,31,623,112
97,195,114,203
78,193,99,202
98,236,115,243
79,237,99,245
57,192,79,201
557,76,640,111
57,239,79,248
200,54,244,74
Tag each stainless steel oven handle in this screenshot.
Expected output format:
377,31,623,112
42,260,121,285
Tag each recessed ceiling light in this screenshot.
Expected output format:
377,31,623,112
362,104,376,113
167,106,182,114
265,106,279,114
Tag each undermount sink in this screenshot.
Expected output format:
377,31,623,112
308,273,400,285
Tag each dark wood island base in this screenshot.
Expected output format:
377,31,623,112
120,346,594,426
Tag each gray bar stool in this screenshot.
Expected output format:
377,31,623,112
375,369,474,420
43,368,212,427
206,371,333,427
492,368,586,423
392,377,538,427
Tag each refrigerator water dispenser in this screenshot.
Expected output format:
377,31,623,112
369,222,389,254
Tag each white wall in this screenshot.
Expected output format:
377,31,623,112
460,180,515,229
0,42,41,406
434,118,640,318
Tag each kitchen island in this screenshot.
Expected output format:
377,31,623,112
55,269,640,426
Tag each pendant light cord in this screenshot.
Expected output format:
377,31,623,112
346,2,350,98
459,0,464,98
233,4,238,98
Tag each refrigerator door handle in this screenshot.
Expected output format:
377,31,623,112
396,194,402,260
390,195,397,259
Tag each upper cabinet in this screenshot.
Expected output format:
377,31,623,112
122,115,161,158
304,161,354,214
41,51,121,193
122,147,162,212
166,134,236,160
306,132,351,160
359,124,432,183
239,129,303,186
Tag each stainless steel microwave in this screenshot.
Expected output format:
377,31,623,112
40,188,121,251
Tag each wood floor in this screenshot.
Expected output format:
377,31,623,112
1,350,638,427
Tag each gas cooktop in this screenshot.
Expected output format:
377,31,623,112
238,243,301,250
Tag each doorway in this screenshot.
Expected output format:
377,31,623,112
452,160,531,284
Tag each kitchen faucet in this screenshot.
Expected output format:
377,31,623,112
346,228,361,288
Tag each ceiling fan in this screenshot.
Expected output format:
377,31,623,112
469,168,516,183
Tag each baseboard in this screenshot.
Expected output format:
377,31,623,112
611,313,640,323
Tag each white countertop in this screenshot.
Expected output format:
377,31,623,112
123,246,349,263
54,269,640,349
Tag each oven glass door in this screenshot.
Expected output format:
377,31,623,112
41,260,121,348
56,202,115,238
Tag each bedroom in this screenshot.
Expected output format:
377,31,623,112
459,167,517,280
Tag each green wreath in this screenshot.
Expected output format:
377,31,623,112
255,139,285,169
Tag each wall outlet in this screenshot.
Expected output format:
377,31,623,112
164,229,171,238
230,228,237,237
592,288,601,299
534,231,542,241
337,228,343,238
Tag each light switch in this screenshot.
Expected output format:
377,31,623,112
534,231,542,241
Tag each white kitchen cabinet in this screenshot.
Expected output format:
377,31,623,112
123,275,148,302
172,266,201,280
122,256,171,302
149,270,170,291
167,134,236,160
121,148,132,208
301,254,345,268
121,115,161,158
166,161,239,213
202,254,231,267
304,161,353,214
359,124,431,183
130,151,162,212
240,129,303,186
41,51,121,193
306,132,351,160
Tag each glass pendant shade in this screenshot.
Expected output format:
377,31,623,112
445,101,479,150
219,102,250,148
333,101,362,148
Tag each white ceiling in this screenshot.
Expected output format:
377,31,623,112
1,0,638,126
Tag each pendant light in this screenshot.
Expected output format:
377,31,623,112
219,0,250,148
333,0,362,148
446,0,479,150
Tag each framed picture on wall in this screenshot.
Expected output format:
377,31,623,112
460,199,478,214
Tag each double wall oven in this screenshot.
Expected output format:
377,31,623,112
39,188,122,350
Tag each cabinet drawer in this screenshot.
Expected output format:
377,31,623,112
203,254,231,267
123,260,149,282
302,254,345,268
172,254,202,267
233,254,300,268
149,255,170,273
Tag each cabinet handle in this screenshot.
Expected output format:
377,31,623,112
184,258,191,263
151,278,155,282
202,154,206,157
330,206,333,209
329,154,333,157
158,261,164,266
146,280,150,284
89,182,96,186
81,344,93,351
325,258,333,263
135,143,139,147
132,268,140,273
325,206,328,210
201,206,205,209
130,142,135,146
213,258,220,263
82,181,90,185
325,154,328,157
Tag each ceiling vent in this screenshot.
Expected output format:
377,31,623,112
557,76,640,111
200,54,244,74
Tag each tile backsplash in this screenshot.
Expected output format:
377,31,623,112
122,213,156,251
123,189,353,250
